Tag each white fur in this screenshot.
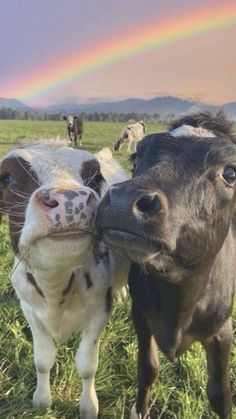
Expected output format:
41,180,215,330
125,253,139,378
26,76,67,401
4,141,130,417
170,124,216,138
96,147,128,189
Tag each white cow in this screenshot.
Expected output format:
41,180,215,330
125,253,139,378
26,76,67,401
114,121,146,152
0,141,129,418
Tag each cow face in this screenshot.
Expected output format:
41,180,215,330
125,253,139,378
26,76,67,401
0,143,105,272
63,115,74,128
97,130,236,278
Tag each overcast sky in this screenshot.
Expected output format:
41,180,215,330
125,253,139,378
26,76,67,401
1,0,236,106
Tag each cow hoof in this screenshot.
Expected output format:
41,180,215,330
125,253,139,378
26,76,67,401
33,390,52,408
130,404,151,419
130,404,141,418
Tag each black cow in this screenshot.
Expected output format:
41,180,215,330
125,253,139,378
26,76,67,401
63,115,84,148
97,111,236,419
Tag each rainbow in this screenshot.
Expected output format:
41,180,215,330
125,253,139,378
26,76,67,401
3,2,236,104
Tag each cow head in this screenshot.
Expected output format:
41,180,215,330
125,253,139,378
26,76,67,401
97,112,236,280
63,115,74,128
0,142,105,272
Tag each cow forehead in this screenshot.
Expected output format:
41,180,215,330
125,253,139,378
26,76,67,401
67,115,74,124
3,144,99,184
136,133,236,179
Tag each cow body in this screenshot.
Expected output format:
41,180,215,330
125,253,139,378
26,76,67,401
63,115,84,147
97,112,236,418
0,142,128,418
114,121,146,152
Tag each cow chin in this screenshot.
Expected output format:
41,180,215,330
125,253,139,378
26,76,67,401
103,228,158,264
19,234,93,272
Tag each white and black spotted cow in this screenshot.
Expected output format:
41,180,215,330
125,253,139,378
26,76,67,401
114,121,146,152
63,115,84,148
0,141,129,418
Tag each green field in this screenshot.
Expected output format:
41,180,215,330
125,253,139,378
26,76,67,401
0,120,235,419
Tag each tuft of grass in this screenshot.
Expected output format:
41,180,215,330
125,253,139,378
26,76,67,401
0,120,235,418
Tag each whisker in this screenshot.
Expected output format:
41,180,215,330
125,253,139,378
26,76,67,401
10,189,31,200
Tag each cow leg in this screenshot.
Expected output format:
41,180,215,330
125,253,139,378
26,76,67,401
75,310,108,418
131,304,159,419
202,317,233,419
68,129,73,146
79,134,82,147
74,134,78,148
21,303,56,408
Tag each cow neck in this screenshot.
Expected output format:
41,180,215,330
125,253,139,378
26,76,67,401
151,269,211,360
132,263,212,361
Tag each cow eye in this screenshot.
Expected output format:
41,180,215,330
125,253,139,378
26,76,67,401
222,166,236,185
0,172,14,186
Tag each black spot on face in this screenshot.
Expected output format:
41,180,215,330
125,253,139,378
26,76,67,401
42,191,50,201
80,212,87,220
65,200,73,215
57,190,79,199
55,213,61,225
80,159,105,196
66,215,74,223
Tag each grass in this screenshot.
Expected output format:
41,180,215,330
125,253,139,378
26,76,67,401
0,120,235,419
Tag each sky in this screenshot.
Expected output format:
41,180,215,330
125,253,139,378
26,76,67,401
0,0,236,107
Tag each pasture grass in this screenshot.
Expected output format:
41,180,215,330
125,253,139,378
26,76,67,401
0,120,235,418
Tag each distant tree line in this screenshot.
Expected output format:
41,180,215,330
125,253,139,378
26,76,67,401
0,107,171,123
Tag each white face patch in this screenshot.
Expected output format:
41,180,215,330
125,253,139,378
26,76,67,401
170,124,216,138
67,115,74,127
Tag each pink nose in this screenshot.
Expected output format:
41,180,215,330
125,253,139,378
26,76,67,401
36,187,98,228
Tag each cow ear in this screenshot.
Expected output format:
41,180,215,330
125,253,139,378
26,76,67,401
140,121,146,131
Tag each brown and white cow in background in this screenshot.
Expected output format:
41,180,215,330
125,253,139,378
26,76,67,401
114,121,146,152
0,141,129,418
63,115,84,148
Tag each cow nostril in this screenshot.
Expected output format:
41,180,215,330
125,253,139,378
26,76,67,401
39,191,59,208
135,193,161,215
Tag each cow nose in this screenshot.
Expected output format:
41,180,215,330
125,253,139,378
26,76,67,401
134,192,161,215
39,190,59,208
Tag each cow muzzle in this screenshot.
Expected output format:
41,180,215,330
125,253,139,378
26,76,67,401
35,186,99,234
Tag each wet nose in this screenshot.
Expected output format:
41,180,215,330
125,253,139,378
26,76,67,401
134,192,161,215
